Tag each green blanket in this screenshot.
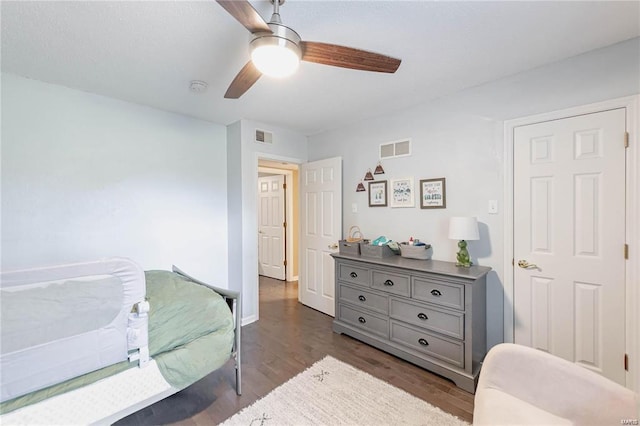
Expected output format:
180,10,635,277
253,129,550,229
146,270,235,389
0,270,235,414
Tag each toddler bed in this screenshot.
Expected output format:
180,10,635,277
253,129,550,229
0,257,241,425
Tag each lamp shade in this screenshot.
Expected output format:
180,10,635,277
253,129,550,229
448,217,479,241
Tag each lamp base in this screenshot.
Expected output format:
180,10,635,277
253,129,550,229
455,240,473,268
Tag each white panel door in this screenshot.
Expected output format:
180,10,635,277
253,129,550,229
514,108,626,384
258,175,285,280
299,157,342,316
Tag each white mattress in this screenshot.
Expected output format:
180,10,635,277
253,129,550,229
0,258,147,403
0,359,175,426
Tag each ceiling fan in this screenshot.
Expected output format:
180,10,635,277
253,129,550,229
216,0,402,99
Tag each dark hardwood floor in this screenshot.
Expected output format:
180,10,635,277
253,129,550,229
117,276,474,425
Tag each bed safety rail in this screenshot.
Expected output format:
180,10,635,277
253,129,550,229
0,257,148,403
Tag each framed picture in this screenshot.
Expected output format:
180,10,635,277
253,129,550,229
390,178,415,208
420,178,446,209
368,180,388,207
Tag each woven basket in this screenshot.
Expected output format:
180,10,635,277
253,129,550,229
345,226,364,243
399,243,433,260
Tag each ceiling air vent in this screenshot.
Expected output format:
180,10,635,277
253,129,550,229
255,129,273,144
380,139,411,159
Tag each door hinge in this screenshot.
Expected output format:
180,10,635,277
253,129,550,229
624,353,629,371
512,258,514,266
624,132,629,148
283,183,287,189
283,259,287,267
624,244,629,260
283,221,287,228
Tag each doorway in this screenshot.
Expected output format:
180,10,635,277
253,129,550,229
257,159,299,283
256,156,342,318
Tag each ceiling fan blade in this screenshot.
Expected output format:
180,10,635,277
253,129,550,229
216,0,271,34
225,61,262,99
301,41,401,74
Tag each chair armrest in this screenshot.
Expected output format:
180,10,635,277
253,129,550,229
476,344,638,424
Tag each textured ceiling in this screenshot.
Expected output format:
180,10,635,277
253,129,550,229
2,1,639,135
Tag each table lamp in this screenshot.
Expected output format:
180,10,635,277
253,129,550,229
449,217,479,267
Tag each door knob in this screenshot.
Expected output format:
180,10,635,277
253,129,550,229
328,243,338,249
517,260,538,269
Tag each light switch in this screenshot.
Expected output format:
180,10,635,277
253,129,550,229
352,203,358,213
488,200,498,214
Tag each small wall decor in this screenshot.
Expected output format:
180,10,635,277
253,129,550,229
356,181,366,192
364,169,374,181
420,177,446,209
390,178,415,208
368,180,388,207
374,162,385,175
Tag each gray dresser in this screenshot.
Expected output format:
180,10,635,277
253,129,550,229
332,253,490,393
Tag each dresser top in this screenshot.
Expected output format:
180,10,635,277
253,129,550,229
331,253,491,280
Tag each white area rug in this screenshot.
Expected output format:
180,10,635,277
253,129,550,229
221,356,469,426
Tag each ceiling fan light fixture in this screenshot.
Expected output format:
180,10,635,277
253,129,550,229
251,41,300,78
218,0,401,98
250,24,301,78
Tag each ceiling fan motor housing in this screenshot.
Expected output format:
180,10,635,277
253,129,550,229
250,23,301,61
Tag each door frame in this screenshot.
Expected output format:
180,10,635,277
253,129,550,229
246,152,303,325
503,95,639,391
258,166,296,281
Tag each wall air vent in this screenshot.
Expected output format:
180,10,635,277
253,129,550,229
255,129,273,144
380,139,411,159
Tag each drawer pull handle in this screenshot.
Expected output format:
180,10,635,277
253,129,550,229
418,338,429,346
383,279,394,286
358,316,366,324
350,272,358,278
430,289,442,297
417,313,428,320
358,295,366,302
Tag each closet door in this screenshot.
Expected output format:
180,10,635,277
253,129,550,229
513,108,626,384
258,174,286,280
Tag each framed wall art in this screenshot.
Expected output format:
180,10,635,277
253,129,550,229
368,180,388,207
390,178,415,208
420,178,446,209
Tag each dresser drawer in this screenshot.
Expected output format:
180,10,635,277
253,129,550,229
372,270,410,297
412,277,464,310
338,304,388,338
389,297,464,339
338,263,370,287
338,283,388,315
390,321,464,368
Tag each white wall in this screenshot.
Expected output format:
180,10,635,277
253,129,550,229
309,103,505,348
227,119,307,323
308,37,640,349
227,121,243,295
1,73,229,284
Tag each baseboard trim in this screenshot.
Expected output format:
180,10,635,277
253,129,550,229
241,314,257,327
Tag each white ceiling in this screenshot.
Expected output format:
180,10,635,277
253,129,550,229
2,1,639,135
